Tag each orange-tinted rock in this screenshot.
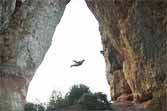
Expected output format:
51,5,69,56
117,94,133,102
85,0,167,111
106,69,132,101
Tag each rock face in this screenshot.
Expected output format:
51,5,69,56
85,0,167,111
0,0,167,111
0,0,70,111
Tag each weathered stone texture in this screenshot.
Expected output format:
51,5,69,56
1,0,167,111
0,0,70,111
0,0,16,32
85,0,167,111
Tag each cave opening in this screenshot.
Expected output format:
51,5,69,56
26,0,110,103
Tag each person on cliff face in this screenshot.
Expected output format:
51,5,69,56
100,50,104,55
70,59,85,67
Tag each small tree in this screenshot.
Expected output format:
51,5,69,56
47,90,67,111
65,84,91,105
77,92,111,110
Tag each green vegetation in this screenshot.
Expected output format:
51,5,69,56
25,84,111,111
47,90,68,110
65,84,91,105
77,92,110,110
24,102,45,111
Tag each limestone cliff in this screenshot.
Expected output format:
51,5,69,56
0,0,167,111
0,0,70,111
85,0,167,111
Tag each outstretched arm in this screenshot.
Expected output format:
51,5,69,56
73,60,79,63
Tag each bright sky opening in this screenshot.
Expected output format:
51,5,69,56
26,0,110,103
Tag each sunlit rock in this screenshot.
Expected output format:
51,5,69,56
85,0,167,111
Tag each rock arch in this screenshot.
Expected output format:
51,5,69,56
0,0,167,111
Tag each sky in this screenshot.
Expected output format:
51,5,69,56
26,0,110,103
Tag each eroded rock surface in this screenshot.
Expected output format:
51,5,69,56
0,0,167,111
85,0,167,111
0,0,70,111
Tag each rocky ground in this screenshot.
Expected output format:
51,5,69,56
111,101,149,111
